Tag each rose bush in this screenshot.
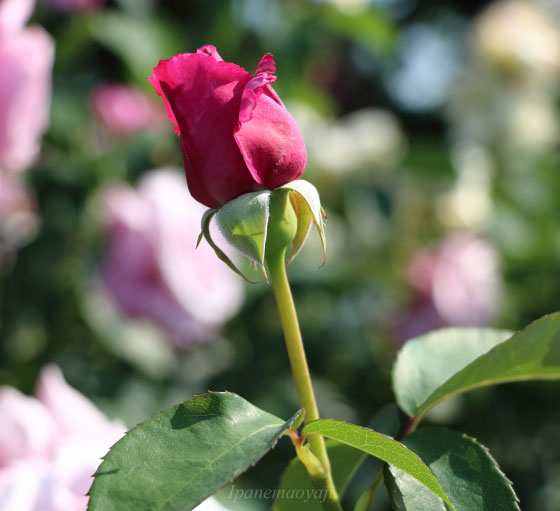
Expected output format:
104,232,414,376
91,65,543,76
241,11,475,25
149,45,307,208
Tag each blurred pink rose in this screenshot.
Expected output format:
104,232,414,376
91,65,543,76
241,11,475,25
100,169,245,348
398,234,502,341
90,84,167,138
42,0,104,11
0,365,125,511
0,0,54,174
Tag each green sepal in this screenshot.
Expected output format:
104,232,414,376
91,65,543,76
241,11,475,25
198,208,256,284
281,180,327,266
289,409,306,431
216,190,271,265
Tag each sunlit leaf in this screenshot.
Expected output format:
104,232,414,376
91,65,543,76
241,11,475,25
385,428,519,511
302,419,454,509
88,392,297,511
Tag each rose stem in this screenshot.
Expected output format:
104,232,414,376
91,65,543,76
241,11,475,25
265,190,342,511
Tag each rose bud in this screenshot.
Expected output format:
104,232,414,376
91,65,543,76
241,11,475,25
149,45,307,209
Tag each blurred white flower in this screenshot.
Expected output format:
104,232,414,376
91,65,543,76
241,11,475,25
449,0,560,155
291,103,405,176
475,0,560,79
437,144,494,230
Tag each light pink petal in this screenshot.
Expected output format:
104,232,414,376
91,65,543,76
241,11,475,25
0,27,54,173
0,0,35,39
52,427,124,503
139,170,245,328
432,235,501,326
0,461,52,511
35,365,108,436
91,84,165,137
196,45,223,62
100,181,203,343
0,387,56,465
99,172,244,347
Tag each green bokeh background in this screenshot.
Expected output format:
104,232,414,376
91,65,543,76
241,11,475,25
1,0,560,509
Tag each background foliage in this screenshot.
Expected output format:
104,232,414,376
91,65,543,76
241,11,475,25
1,0,560,509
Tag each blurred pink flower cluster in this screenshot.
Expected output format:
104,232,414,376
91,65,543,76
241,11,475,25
0,0,53,268
398,234,502,341
91,84,167,138
0,0,53,174
43,0,105,11
100,169,245,348
0,365,124,510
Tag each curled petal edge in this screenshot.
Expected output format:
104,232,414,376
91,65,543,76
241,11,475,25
148,73,180,135
238,54,277,125
196,45,224,62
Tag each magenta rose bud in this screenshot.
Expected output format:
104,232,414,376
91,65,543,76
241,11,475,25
149,45,307,208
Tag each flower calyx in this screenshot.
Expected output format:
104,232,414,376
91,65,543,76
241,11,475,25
197,179,327,283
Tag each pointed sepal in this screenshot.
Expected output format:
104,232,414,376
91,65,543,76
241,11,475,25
216,190,272,266
280,180,327,266
198,208,256,284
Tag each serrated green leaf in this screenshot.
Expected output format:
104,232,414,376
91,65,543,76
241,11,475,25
281,180,326,265
302,419,454,509
88,392,297,511
393,328,512,417
273,404,400,511
216,191,271,265
398,314,560,423
384,428,520,511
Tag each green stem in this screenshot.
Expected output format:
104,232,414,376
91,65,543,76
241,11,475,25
267,251,342,511
363,469,383,510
